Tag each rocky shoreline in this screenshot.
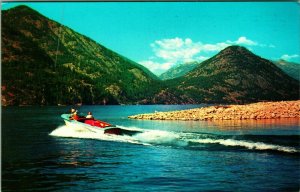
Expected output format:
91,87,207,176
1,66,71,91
128,100,300,121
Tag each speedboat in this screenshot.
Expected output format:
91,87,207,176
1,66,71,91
61,114,140,136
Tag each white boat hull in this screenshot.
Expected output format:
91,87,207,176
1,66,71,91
61,114,141,136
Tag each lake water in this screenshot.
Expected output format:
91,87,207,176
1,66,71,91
2,105,300,191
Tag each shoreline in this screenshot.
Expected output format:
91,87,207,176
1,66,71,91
128,100,300,121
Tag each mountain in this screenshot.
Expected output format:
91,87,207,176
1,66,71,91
2,6,299,106
166,46,299,103
273,59,300,81
1,5,161,106
159,61,199,80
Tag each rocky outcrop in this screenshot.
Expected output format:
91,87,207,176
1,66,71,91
128,100,300,121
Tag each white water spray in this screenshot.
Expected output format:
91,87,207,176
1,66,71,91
50,125,298,153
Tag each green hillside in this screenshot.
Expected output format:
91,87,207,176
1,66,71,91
166,46,299,103
1,5,161,106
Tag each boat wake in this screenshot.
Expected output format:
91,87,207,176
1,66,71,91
187,138,298,153
50,125,299,154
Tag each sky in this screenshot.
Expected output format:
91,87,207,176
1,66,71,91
2,2,300,75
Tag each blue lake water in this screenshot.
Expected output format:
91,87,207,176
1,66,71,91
2,105,300,191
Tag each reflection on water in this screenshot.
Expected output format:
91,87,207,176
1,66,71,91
128,117,299,136
206,118,299,130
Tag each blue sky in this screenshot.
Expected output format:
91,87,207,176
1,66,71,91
2,2,300,75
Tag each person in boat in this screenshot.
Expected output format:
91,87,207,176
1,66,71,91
69,108,80,120
70,108,77,115
86,112,94,119
70,111,80,120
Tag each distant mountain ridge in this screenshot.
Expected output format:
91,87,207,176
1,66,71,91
1,5,299,105
159,61,199,80
273,59,300,81
161,56,300,82
166,46,299,103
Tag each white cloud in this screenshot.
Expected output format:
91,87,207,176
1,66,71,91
139,60,172,75
153,37,185,50
280,54,299,61
202,42,230,52
139,36,274,75
226,36,275,48
269,44,276,48
151,37,202,63
196,56,210,61
235,36,257,46
259,43,276,48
